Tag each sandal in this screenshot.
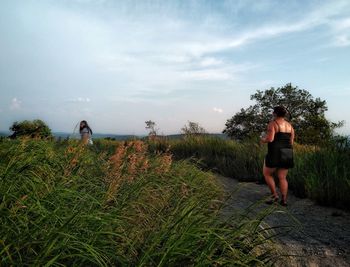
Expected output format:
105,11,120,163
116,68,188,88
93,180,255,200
280,200,288,207
265,195,279,205
280,196,288,206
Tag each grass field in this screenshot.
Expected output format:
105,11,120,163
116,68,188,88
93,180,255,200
0,138,275,266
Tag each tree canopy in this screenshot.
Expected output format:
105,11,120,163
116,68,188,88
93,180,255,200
223,83,343,145
181,121,206,137
9,120,52,139
145,120,158,137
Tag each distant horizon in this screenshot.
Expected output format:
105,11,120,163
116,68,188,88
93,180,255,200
0,130,227,137
1,129,349,138
1,1,350,135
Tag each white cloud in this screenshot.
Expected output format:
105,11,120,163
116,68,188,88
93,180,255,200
181,61,257,81
156,54,192,64
182,69,233,81
213,107,223,113
10,98,22,110
179,1,350,56
59,0,348,91
334,35,350,47
333,17,350,31
67,97,91,103
199,57,223,67
316,57,331,63
177,20,312,58
331,17,350,47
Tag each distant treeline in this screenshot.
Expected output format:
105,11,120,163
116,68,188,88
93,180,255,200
1,130,228,141
54,132,228,140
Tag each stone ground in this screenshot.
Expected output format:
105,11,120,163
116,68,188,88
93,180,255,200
217,176,350,267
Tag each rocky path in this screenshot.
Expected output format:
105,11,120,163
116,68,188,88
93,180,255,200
217,176,350,267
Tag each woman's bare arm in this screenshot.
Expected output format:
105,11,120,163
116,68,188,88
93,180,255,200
290,126,295,145
261,122,275,143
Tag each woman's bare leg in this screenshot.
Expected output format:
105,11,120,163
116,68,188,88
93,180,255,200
277,168,288,203
263,162,278,198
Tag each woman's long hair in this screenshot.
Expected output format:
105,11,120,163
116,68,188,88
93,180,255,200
79,120,93,135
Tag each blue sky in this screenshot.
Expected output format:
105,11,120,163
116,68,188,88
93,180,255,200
1,0,350,135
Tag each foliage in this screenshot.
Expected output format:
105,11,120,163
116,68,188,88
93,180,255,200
9,119,52,139
181,121,206,137
145,120,158,137
0,139,274,266
149,136,265,181
223,83,343,145
289,137,350,208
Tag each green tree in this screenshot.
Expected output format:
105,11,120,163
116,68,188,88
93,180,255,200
145,120,158,137
181,121,206,137
223,83,343,145
9,119,52,139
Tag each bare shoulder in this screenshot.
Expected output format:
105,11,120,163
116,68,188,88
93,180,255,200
268,120,276,126
267,121,276,130
287,121,294,130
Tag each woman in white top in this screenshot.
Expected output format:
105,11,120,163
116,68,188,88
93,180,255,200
79,120,93,145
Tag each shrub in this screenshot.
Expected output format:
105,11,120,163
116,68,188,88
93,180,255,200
9,119,52,139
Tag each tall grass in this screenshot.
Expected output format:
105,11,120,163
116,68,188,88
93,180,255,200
148,136,266,182
148,136,350,210
290,141,350,208
0,138,275,266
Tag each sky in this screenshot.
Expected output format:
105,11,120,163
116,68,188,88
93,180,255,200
0,0,350,135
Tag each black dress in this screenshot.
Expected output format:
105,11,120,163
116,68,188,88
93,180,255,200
265,121,294,169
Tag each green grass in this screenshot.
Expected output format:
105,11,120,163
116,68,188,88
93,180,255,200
148,136,266,182
0,138,275,266
290,141,350,208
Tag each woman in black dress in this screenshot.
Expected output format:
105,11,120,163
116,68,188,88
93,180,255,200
260,106,294,206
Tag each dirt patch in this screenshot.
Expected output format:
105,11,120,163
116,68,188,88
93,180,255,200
217,175,350,267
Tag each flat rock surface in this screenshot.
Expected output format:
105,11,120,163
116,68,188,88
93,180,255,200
217,175,350,267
